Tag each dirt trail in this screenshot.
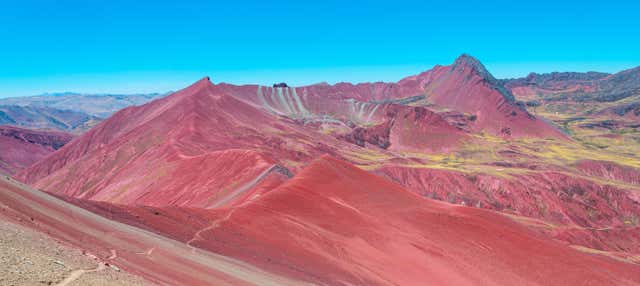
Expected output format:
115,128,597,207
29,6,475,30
54,250,116,286
0,219,146,286
186,164,288,253
187,210,237,254
0,176,311,286
54,263,106,286
188,174,270,254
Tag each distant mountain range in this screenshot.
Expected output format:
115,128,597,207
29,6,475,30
1,63,638,135
504,66,640,118
0,92,168,132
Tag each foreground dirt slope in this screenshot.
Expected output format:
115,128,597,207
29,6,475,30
0,176,310,286
0,219,148,286
188,156,640,286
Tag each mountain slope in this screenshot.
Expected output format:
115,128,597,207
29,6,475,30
214,55,564,139
504,66,640,120
18,72,640,260
15,57,640,276
0,92,165,118
0,125,73,175
506,66,640,103
0,176,307,286
404,55,565,138
18,77,371,207
188,156,640,286
0,218,147,285
0,105,98,132
0,92,166,132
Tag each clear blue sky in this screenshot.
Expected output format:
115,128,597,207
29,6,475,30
1,0,638,98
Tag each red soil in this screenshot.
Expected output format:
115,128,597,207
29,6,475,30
0,177,306,286
339,104,468,152
17,75,637,256
378,165,640,227
216,82,468,152
18,78,363,207
575,159,640,185
408,55,566,138
0,125,73,174
375,165,640,255
215,55,564,139
187,156,640,286
11,58,639,285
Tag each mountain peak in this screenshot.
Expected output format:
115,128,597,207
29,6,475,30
450,54,516,102
195,76,212,86
453,53,481,66
177,76,215,96
452,54,491,78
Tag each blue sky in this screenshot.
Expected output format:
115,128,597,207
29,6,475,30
0,0,638,98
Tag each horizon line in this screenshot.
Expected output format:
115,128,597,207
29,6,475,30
1,60,638,99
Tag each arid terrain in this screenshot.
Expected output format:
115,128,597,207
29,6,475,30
0,219,148,286
1,55,639,285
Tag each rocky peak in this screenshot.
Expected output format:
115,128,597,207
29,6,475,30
451,54,516,102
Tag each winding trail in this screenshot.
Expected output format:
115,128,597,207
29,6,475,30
185,164,289,253
54,250,117,286
2,170,309,285
188,164,294,253
186,164,288,253
54,263,106,286
187,210,237,254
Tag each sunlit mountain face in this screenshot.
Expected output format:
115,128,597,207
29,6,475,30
1,54,638,285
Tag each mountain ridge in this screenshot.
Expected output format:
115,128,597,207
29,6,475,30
0,125,73,175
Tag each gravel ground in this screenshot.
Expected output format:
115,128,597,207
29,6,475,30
0,220,150,286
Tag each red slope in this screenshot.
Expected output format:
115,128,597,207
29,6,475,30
384,104,467,152
339,104,468,152
406,55,565,138
0,125,73,175
0,177,307,286
375,164,640,255
189,156,640,286
214,55,563,139
18,77,363,207
375,165,640,227
216,83,469,152
504,71,606,100
575,159,640,185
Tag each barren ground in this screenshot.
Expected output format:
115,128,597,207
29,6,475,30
0,220,149,286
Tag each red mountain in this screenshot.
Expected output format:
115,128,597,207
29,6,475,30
19,74,474,207
213,156,640,285
103,156,640,285
0,125,73,175
216,55,565,139
19,77,362,207
19,65,638,256
0,176,305,286
14,56,640,285
409,55,565,138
